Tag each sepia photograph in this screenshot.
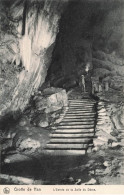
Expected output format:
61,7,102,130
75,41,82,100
0,0,124,189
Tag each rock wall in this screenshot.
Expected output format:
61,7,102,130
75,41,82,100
0,0,67,117
26,87,68,128
47,0,124,90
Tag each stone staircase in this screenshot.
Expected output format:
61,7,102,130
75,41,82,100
44,91,97,155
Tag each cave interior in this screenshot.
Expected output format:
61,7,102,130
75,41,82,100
0,0,124,185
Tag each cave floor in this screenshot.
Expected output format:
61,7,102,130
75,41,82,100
1,88,124,185
1,144,124,185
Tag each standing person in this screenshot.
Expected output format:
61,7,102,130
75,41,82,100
81,75,85,93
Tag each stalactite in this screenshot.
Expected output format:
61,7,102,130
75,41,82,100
0,0,68,116
10,0,66,111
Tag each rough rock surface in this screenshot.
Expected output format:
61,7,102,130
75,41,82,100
26,87,68,127
13,126,50,154
48,1,124,92
94,101,117,150
1,119,50,157
0,174,44,185
1,87,68,160
0,0,67,117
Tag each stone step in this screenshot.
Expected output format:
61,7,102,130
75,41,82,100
65,113,96,116
46,143,90,149
69,101,93,103
98,108,106,112
44,149,86,155
62,118,94,122
69,99,95,102
68,109,94,112
67,111,95,113
54,129,94,133
69,106,94,109
97,121,105,125
67,114,94,117
58,124,94,128
69,104,94,110
98,113,107,116
69,103,95,106
69,96,83,98
97,116,108,120
68,105,94,108
98,102,105,105
45,94,97,155
69,99,96,103
69,101,95,106
50,133,95,138
60,121,94,125
50,138,93,143
64,116,95,119
69,107,94,110
69,99,94,101
68,108,94,111
97,106,105,110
